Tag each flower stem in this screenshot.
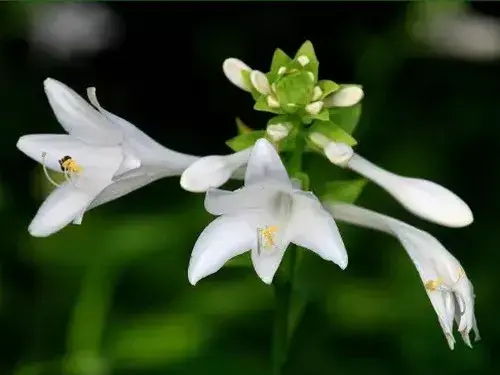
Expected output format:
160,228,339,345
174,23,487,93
272,130,306,374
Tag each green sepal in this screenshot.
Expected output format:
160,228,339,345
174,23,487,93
300,108,329,125
294,40,318,64
241,69,261,101
226,130,266,152
328,103,362,135
254,95,284,114
322,179,367,204
269,48,292,82
308,120,357,147
318,80,340,99
235,117,252,134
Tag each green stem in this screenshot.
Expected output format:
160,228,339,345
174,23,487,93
271,130,306,375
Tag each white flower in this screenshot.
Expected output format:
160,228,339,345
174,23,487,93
309,134,473,228
325,202,480,350
323,85,364,108
188,139,348,285
17,78,199,237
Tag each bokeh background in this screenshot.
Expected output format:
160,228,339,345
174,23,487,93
0,1,498,374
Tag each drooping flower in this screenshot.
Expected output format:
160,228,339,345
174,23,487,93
17,78,200,236
188,138,347,285
324,202,480,350
309,133,473,228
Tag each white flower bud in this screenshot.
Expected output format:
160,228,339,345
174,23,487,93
277,66,287,75
267,95,280,108
324,85,364,108
250,70,271,95
222,58,252,92
266,123,291,142
305,101,323,115
312,86,323,101
297,55,310,66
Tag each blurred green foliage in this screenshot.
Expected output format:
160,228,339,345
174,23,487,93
0,1,498,375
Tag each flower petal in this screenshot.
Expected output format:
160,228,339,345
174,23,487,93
44,78,123,145
188,214,257,285
16,134,122,173
222,58,252,92
288,192,348,269
251,245,288,284
244,138,291,188
180,148,251,193
250,70,271,95
87,87,199,172
347,154,473,227
28,181,105,237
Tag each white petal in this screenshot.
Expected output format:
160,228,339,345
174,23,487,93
204,184,284,216
112,147,142,180
44,78,123,145
323,85,364,108
305,101,323,115
250,70,271,95
222,58,252,92
324,142,354,166
180,148,252,193
266,123,291,142
347,154,473,227
86,169,157,211
28,181,105,237
251,245,287,284
17,134,122,173
244,139,291,188
188,214,256,285
289,192,348,269
87,87,199,172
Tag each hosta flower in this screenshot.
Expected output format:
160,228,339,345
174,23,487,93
310,133,473,228
325,202,480,349
188,138,347,285
180,148,250,193
17,78,199,237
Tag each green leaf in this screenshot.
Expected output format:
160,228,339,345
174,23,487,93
311,109,330,121
254,95,284,114
269,48,292,81
322,179,367,203
226,130,266,152
318,80,340,98
235,117,252,134
329,103,362,135
294,40,318,64
308,120,357,146
241,69,261,101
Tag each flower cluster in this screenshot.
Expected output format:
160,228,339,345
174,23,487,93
16,41,479,350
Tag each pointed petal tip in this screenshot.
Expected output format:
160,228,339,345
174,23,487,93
28,222,54,238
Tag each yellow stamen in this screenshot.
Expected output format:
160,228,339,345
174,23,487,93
258,225,279,250
424,277,444,291
59,156,82,173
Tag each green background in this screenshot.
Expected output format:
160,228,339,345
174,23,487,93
0,2,496,374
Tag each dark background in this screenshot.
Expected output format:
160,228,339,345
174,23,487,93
0,2,498,374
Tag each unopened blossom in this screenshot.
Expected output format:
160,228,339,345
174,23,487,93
323,85,364,108
180,148,250,193
17,78,199,236
309,133,473,228
188,138,347,285
325,202,480,349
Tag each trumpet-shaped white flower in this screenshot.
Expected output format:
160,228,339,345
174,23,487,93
188,138,347,285
310,133,473,228
325,202,480,350
180,148,250,193
17,78,199,236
